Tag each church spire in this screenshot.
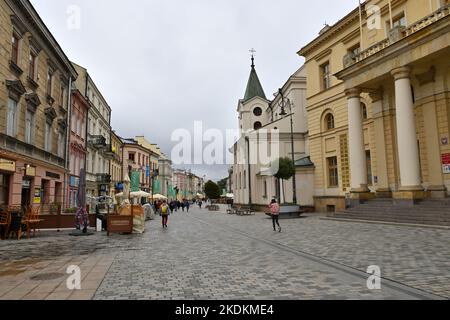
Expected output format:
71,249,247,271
243,49,266,102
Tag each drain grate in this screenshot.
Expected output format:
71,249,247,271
30,272,65,281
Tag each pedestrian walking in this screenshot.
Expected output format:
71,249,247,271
198,200,203,209
184,199,190,213
269,199,281,233
160,200,170,229
181,200,185,212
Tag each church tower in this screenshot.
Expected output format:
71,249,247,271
237,52,270,134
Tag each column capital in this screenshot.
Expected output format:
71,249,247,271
344,88,361,99
391,66,412,81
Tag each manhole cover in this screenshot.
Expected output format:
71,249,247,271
30,272,65,281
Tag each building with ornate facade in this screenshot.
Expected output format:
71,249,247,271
0,0,77,208
72,62,112,198
66,87,89,208
109,130,123,199
298,0,450,212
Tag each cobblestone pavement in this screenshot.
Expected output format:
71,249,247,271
0,207,448,300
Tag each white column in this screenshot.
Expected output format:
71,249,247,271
346,88,369,192
391,66,423,190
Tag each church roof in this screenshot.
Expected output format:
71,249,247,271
243,60,266,102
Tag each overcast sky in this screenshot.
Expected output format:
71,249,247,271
31,0,357,181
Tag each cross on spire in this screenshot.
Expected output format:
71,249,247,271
249,48,256,68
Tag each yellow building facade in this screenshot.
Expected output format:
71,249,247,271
299,0,450,212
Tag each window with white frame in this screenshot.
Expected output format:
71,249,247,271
7,98,19,137
25,109,35,144
45,121,52,152
57,132,64,158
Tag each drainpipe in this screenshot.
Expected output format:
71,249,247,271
245,136,252,207
63,76,73,209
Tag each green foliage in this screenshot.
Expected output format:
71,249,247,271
217,178,228,191
274,157,295,180
204,180,221,200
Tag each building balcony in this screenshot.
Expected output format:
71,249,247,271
96,173,111,184
343,4,450,69
103,144,119,161
88,134,107,150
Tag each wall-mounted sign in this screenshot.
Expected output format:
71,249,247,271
33,187,41,204
26,166,36,177
46,171,60,180
442,153,450,174
0,158,16,172
442,137,449,146
22,179,31,188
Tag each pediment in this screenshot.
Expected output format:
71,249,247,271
25,92,41,108
6,79,26,97
44,106,58,122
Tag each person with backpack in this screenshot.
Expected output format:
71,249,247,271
160,200,170,229
269,199,281,233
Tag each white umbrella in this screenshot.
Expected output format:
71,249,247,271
130,191,152,198
226,193,234,198
152,194,168,200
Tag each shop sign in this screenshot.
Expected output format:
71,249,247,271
46,171,60,180
442,153,450,174
33,187,41,204
0,158,16,172
22,179,31,188
26,166,36,177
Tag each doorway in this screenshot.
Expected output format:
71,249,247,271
21,178,32,207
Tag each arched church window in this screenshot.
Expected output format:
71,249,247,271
325,113,335,131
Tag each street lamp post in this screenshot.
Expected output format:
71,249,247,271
278,89,298,205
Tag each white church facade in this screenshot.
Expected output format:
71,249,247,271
231,57,314,210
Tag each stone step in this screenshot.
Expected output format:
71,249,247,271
341,210,450,218
332,214,450,226
346,207,450,215
338,212,450,220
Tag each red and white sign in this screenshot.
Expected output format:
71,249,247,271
442,153,450,174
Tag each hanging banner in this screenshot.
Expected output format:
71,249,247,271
153,180,161,194
131,171,140,192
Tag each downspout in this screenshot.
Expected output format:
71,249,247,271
245,136,252,207
63,76,73,209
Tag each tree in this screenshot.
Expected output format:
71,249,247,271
273,157,295,204
204,180,221,200
217,178,228,192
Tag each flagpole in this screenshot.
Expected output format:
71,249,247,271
359,0,364,51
